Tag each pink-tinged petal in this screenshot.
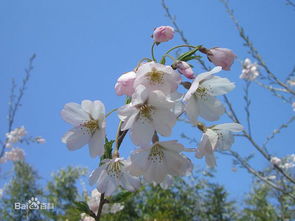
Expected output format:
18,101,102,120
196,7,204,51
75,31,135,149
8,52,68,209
89,129,105,157
130,119,154,146
153,26,174,43
115,71,136,97
61,102,89,126
208,48,236,70
62,126,90,151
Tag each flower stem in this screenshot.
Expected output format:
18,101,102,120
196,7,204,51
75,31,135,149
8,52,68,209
105,108,118,118
163,44,199,56
151,42,157,62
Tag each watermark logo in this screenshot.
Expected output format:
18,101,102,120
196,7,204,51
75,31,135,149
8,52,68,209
15,197,54,210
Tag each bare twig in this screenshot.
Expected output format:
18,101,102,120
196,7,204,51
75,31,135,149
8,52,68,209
285,0,295,9
263,115,295,148
219,0,295,96
243,81,252,136
161,0,210,72
0,54,36,158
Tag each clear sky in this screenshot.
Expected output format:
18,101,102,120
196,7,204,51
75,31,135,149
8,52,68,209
0,0,294,202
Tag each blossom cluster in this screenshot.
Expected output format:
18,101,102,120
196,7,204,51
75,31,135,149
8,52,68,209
240,58,260,81
1,126,45,164
61,26,243,198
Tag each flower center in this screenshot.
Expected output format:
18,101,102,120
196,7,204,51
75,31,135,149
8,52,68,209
81,120,99,136
146,68,164,85
148,144,164,163
139,104,153,119
106,161,123,178
195,87,208,98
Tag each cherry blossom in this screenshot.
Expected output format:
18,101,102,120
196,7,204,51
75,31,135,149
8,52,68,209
240,58,259,81
183,66,235,123
207,47,236,70
0,148,25,163
118,85,177,146
153,26,174,43
175,61,195,79
5,126,27,148
128,140,193,184
89,158,140,196
115,71,136,96
87,189,124,215
61,100,106,157
196,123,243,167
133,62,181,95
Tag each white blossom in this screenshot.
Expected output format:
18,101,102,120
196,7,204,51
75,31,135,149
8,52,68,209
270,156,282,165
240,58,259,81
89,158,140,196
133,62,181,95
87,189,124,216
61,100,106,158
118,85,177,146
0,148,25,163
196,123,243,168
128,140,193,184
184,66,235,123
35,136,46,144
5,126,27,148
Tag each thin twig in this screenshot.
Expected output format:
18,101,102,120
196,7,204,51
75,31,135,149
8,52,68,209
0,54,36,158
219,0,295,96
161,0,210,72
263,115,295,149
285,0,295,9
243,81,252,136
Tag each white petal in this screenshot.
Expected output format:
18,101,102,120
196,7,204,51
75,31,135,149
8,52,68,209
160,140,184,153
198,96,224,121
89,166,105,186
184,97,200,124
130,119,154,146
144,159,168,184
206,129,218,150
129,149,150,176
165,150,192,176
119,173,140,192
202,76,235,96
62,126,90,151
205,153,216,168
216,130,234,150
152,109,176,137
81,100,105,120
195,134,211,158
213,123,243,132
148,90,174,110
89,129,105,157
61,102,89,126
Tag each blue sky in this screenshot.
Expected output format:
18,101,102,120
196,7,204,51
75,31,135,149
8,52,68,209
0,0,294,202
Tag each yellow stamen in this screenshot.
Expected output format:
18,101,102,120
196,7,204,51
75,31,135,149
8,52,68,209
146,68,164,85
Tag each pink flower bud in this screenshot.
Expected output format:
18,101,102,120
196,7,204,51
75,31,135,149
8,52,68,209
153,26,174,43
115,71,136,96
208,48,236,70
176,61,194,79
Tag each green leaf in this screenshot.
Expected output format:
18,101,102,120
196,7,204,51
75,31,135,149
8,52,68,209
160,56,166,65
177,46,201,61
109,191,134,203
74,201,96,218
181,55,201,62
100,137,115,162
